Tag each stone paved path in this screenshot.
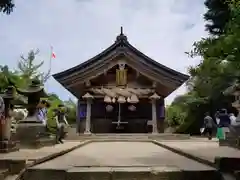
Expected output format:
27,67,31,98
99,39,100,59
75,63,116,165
158,140,240,163
0,141,82,163
32,142,214,171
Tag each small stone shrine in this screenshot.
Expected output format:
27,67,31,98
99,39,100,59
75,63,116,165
0,86,19,153
222,83,240,149
15,79,54,148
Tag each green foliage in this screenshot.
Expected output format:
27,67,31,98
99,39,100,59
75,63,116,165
204,0,231,35
0,0,14,14
18,49,46,83
0,65,27,92
1,49,77,132
46,95,76,133
166,105,186,127
63,98,77,124
167,1,240,134
46,94,63,133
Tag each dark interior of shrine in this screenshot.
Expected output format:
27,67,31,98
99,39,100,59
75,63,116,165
79,98,164,133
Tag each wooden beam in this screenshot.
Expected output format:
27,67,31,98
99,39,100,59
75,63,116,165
65,58,118,87
61,51,118,82
66,57,177,90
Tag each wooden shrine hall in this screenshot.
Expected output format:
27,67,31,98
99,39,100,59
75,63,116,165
53,28,189,134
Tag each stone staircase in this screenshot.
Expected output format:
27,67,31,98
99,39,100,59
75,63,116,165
23,166,222,180
0,168,9,180
0,159,26,180
65,132,191,141
215,157,240,180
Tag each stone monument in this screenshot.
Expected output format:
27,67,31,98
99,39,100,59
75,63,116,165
0,86,19,153
15,79,54,148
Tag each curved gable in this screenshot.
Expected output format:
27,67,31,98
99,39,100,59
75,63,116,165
53,31,189,97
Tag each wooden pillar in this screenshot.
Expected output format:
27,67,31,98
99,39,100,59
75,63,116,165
149,93,160,134
151,99,158,134
158,98,165,133
82,93,93,134
76,99,80,133
84,99,92,134
0,96,5,141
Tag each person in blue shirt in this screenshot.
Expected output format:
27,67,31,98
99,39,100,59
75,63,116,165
218,109,231,139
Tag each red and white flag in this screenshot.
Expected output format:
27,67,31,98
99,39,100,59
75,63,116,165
52,52,56,59
51,46,56,59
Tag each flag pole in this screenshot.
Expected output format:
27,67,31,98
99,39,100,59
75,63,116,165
44,46,53,82
49,46,53,73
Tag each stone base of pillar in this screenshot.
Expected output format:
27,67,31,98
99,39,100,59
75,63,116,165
84,131,92,135
15,116,56,149
0,140,19,153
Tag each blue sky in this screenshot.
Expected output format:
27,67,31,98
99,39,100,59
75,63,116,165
0,0,207,104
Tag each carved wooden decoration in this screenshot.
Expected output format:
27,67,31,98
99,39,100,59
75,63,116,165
116,69,127,86
116,60,127,86
152,81,157,88
85,80,91,87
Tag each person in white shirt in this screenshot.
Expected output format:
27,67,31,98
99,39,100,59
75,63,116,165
229,113,237,126
36,100,50,126
215,111,220,125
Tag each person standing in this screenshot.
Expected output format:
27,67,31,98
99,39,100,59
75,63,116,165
36,100,50,129
215,111,220,125
54,104,69,144
203,112,215,140
229,113,237,126
218,109,231,139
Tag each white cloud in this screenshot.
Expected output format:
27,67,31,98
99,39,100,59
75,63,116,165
0,0,207,104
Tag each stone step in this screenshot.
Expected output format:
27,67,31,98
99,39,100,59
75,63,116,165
23,167,222,180
221,173,236,180
65,133,191,140
0,159,26,175
0,169,9,180
215,157,240,172
234,171,240,180
4,175,19,180
219,139,240,149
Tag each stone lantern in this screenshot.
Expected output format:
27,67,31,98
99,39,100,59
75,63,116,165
0,86,19,153
223,83,240,148
15,79,54,148
224,83,240,122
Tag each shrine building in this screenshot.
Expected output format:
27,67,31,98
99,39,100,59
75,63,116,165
53,28,189,134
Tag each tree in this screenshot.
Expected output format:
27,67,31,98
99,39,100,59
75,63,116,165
0,0,14,14
204,0,231,35
64,98,76,124
167,1,240,134
17,49,51,84
0,65,26,92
